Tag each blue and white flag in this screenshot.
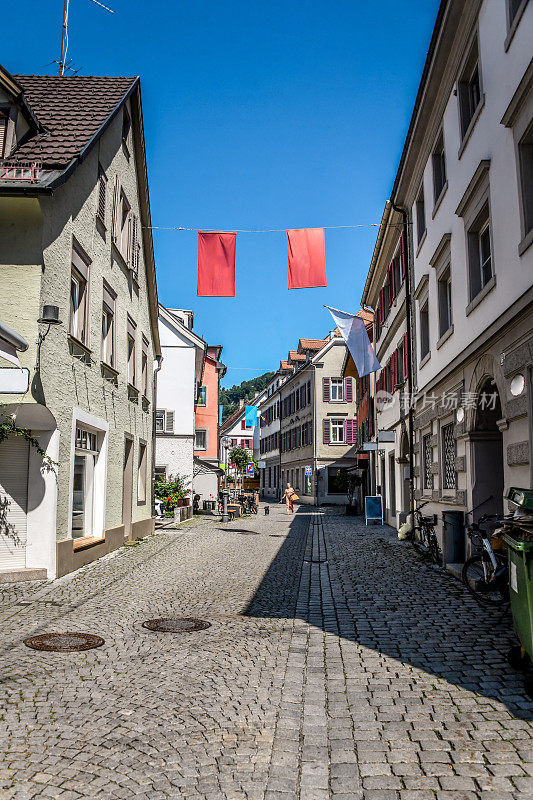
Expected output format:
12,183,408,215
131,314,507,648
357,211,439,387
325,306,380,377
245,405,258,427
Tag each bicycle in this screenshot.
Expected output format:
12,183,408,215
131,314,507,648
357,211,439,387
462,513,509,607
410,501,441,564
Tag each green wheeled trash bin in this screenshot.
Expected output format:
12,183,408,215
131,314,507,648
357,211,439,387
503,532,533,666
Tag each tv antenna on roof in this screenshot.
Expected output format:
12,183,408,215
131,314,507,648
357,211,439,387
59,0,115,77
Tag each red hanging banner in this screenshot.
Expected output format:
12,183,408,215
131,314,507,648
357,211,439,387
197,231,236,297
286,227,327,290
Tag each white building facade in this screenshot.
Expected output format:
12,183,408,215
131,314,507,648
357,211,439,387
155,306,205,492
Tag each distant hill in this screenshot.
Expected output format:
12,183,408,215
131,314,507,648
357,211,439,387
220,372,275,422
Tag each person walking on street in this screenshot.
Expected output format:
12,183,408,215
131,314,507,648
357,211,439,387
280,483,298,515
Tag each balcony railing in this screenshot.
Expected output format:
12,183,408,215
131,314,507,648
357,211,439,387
0,161,42,182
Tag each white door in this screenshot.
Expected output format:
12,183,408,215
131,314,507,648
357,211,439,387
0,436,29,569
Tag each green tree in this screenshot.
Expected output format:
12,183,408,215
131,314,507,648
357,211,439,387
220,371,275,421
229,446,250,474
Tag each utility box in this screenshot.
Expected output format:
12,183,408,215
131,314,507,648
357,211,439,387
442,510,465,564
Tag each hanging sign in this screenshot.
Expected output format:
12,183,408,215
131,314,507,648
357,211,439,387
0,367,30,394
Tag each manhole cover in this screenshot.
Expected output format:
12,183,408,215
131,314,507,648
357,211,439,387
142,617,211,633
24,632,105,652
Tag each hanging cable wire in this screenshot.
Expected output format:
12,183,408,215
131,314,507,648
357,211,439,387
144,222,407,232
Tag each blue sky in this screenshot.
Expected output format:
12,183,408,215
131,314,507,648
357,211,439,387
4,0,440,387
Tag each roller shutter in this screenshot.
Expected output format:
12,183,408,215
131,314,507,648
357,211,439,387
0,437,29,569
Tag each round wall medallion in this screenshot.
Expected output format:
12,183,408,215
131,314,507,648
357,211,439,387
24,632,105,652
510,374,525,397
456,407,465,423
142,617,211,633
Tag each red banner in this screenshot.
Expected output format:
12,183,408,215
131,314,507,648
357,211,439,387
286,228,326,290
197,231,236,297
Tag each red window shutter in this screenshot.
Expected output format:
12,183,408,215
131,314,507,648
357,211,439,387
387,265,393,305
401,230,407,280
241,420,245,430
344,377,353,403
345,419,351,444
323,419,331,444
323,377,331,402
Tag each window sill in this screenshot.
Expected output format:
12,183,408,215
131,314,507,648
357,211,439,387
73,535,105,552
128,383,140,402
465,274,496,316
137,499,147,507
142,394,151,412
432,181,448,219
415,229,427,258
436,324,454,350
458,95,485,160
518,227,533,257
101,361,119,385
420,352,431,369
68,335,92,358
504,0,529,52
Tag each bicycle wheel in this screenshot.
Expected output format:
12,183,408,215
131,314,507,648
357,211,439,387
428,533,441,565
462,553,508,606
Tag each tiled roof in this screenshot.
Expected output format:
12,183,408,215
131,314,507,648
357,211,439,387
298,338,327,350
279,360,294,371
356,309,374,323
10,74,136,168
288,350,306,361
220,406,244,433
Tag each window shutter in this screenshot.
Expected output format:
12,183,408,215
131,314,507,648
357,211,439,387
344,377,353,403
401,230,407,280
165,410,175,433
390,261,396,299
323,377,331,402
403,332,409,378
241,420,245,430
346,419,356,444
111,175,121,243
323,419,331,444
0,115,7,158
309,422,313,444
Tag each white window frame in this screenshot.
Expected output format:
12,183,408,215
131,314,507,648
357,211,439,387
330,378,344,402
331,418,345,444
195,428,208,451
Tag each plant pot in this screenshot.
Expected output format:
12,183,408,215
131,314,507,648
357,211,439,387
177,499,184,507
183,498,190,506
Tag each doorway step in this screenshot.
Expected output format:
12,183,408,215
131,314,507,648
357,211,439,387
0,567,47,584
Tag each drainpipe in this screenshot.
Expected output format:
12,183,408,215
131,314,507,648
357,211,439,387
151,354,163,519
391,200,415,523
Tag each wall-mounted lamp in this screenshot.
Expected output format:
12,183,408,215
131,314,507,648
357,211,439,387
36,305,62,370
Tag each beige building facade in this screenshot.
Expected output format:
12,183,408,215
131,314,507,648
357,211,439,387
0,68,160,579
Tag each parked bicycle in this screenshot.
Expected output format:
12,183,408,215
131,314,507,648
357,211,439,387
462,513,509,607
410,501,441,564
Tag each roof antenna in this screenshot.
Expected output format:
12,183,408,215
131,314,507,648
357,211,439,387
59,0,115,77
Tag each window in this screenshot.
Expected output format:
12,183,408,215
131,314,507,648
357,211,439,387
328,467,348,495
432,132,447,203
119,191,131,261
197,386,208,406
420,301,430,361
72,426,99,539
137,441,147,503
458,40,481,140
438,268,452,338
331,419,345,443
101,283,116,367
195,429,207,450
467,203,492,300
392,255,402,293
154,465,166,481
423,434,433,490
442,424,456,490
122,106,132,153
330,378,344,401
127,319,136,387
141,337,149,397
416,185,426,244
97,165,107,225
70,241,90,346
518,121,533,238
155,411,165,433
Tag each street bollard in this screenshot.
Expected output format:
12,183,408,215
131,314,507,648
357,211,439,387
221,489,229,523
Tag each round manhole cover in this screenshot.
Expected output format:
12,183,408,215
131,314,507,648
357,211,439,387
24,632,105,652
142,617,211,633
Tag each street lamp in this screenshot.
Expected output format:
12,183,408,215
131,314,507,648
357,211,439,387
220,436,230,523
36,305,62,371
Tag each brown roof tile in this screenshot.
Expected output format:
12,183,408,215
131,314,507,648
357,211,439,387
11,74,136,168
288,350,306,361
298,338,327,350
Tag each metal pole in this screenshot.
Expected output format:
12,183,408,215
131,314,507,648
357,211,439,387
221,489,229,523
59,0,68,76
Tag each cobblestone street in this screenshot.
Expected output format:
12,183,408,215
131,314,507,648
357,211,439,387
1,506,533,800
